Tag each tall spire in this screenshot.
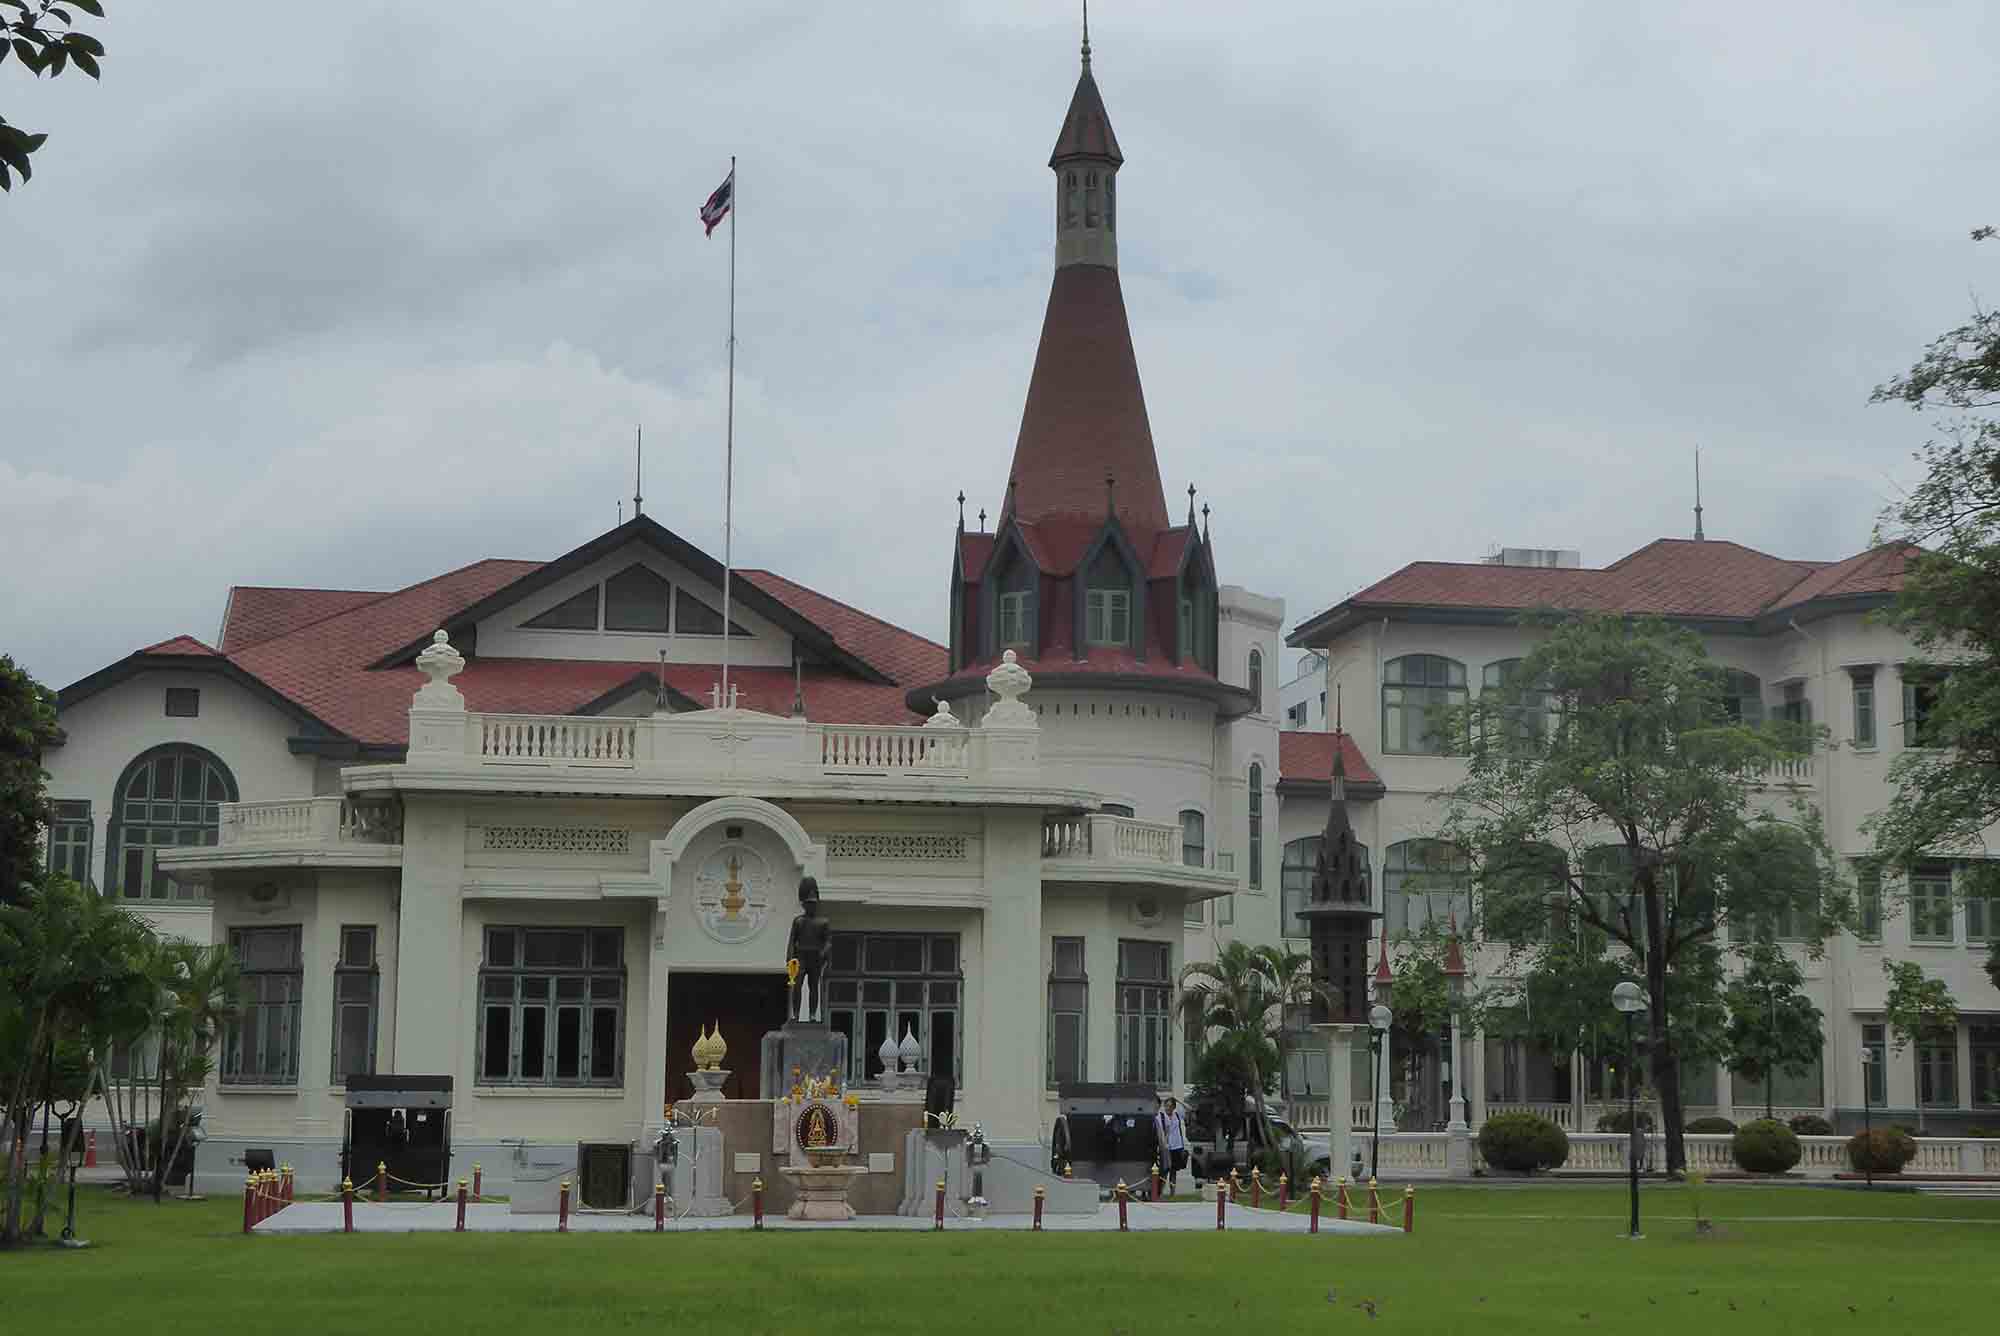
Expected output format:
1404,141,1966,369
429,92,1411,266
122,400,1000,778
1693,447,1705,541
633,425,644,518
1081,0,1091,68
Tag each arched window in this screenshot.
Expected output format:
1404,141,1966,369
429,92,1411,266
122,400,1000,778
1382,655,1467,755
1382,839,1470,937
1247,764,1264,890
1064,171,1080,228
1482,659,1553,752
1281,835,1372,939
1105,175,1115,231
109,744,237,900
1482,842,1567,944
1582,845,1647,951
1179,809,1205,868
1084,546,1133,648
1084,171,1099,227
996,551,1035,651
1248,648,1265,715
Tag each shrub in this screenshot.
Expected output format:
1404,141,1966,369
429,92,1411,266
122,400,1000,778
1787,1114,1834,1136
1478,1112,1569,1172
1595,1109,1656,1133
1732,1119,1802,1173
1847,1127,1918,1174
1685,1116,1738,1134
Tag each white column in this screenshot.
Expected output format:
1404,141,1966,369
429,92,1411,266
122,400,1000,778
1315,1024,1361,1182
642,905,671,1135
1469,1026,1488,1127
1375,1027,1397,1134
1447,1013,1469,1131
976,808,1045,1143
390,800,466,1081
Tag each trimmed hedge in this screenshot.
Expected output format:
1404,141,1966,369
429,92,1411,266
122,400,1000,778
1732,1119,1802,1173
1787,1114,1834,1136
1847,1128,1918,1174
1478,1112,1570,1172
1685,1116,1738,1134
1594,1109,1656,1133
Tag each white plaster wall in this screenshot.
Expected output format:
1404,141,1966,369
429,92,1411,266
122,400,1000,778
472,542,794,668
1030,689,1218,830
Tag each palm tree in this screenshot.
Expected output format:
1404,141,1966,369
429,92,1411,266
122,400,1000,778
1178,942,1325,1131
146,941,242,1201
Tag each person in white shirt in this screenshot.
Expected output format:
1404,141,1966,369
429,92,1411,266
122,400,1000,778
1153,1096,1188,1197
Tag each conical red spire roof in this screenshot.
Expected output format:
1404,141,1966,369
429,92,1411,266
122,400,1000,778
1049,60,1122,166
1000,266,1170,532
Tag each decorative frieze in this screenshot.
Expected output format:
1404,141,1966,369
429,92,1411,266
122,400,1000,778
481,825,632,856
825,833,969,863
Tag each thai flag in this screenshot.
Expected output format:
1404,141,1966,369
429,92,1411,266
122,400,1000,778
699,171,733,236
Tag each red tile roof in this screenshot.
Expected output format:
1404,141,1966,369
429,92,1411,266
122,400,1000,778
1278,731,1382,788
219,586,387,653
738,569,948,686
137,635,220,656
1001,264,1169,536
1293,537,1910,644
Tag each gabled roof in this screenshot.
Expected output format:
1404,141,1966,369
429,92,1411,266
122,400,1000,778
956,531,996,581
1049,55,1122,166
737,569,948,686
219,586,387,653
1276,732,1385,797
138,634,221,656
1289,536,1912,646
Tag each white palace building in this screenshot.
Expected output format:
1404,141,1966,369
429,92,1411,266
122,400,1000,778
38,35,2000,1191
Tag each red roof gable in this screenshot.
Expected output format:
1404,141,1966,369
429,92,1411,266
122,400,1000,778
1049,55,1123,167
1278,731,1382,788
738,569,948,686
138,635,220,657
220,586,387,653
1767,543,1915,613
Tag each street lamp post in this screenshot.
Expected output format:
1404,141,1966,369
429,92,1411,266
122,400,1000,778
1765,984,1777,1121
1611,981,1648,1240
1368,1003,1393,1180
1860,1044,1875,1191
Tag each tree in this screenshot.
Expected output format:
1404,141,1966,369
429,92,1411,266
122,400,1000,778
1866,228,2000,963
1178,941,1322,1133
1441,612,1839,1173
0,0,106,191
1882,959,1958,1132
0,873,156,1244
1723,940,1825,1120
1,655,60,906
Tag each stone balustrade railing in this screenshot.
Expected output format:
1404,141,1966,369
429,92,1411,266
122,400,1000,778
1282,1099,1375,1132
220,796,402,847
1039,813,1226,881
1343,1130,2000,1179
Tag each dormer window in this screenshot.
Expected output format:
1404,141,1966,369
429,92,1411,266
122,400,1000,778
995,551,1036,652
1084,547,1132,647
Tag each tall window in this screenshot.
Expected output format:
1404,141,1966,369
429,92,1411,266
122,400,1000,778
1281,836,1372,939
1850,669,1877,747
1972,1023,2000,1109
1116,940,1172,1085
45,799,92,885
1248,648,1264,715
826,933,961,1086
1918,1030,1958,1108
1084,548,1132,647
1863,1023,1887,1107
1180,809,1206,868
478,927,626,1086
1048,937,1088,1088
1179,598,1193,661
603,563,671,632
1903,671,1943,747
1382,840,1470,936
332,926,380,1084
1778,681,1812,726
997,553,1034,651
1581,845,1653,951
1910,862,1955,942
1382,655,1467,755
111,744,235,900
1247,764,1263,890
1717,669,1765,725
1969,885,1997,943
1483,844,1567,944
223,926,302,1086
1854,859,1882,941
1481,659,1552,752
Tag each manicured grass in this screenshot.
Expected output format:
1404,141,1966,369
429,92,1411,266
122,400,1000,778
3,1182,1996,1333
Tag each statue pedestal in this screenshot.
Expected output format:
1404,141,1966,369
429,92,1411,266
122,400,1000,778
760,1020,849,1098
664,1126,730,1217
780,1161,865,1220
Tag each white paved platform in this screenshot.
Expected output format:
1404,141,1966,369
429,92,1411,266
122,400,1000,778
253,1200,1402,1237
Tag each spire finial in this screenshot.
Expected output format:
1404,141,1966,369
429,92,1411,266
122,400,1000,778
1201,502,1211,541
1693,447,1705,541
1008,474,1019,514
633,425,643,518
957,490,966,533
978,506,987,534
1187,482,1197,524
1335,682,1343,734
1081,0,1091,68
1105,469,1116,518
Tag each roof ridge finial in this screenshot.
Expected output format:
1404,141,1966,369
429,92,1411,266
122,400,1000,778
1187,482,1197,525
1694,446,1705,542
957,490,966,534
1201,501,1210,542
1105,469,1115,518
978,505,987,534
1081,0,1091,69
633,424,643,518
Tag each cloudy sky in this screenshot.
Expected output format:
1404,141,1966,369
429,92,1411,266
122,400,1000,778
5,1,1996,690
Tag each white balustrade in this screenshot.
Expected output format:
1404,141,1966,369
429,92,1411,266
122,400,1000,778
1110,817,1178,863
1908,1139,1963,1175
1486,1102,1575,1131
1798,1137,1849,1172
1041,815,1090,859
1376,1134,1447,1171
1352,1103,1375,1131
1986,1141,2000,1175
218,797,401,848
479,716,639,765
1040,813,1202,875
1288,1099,1329,1130
821,724,968,775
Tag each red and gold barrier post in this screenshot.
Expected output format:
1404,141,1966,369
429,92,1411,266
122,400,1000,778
557,1179,570,1233
456,1178,468,1232
1116,1180,1129,1231
472,1162,483,1200
1032,1185,1045,1231
654,1181,665,1232
752,1177,764,1230
242,1174,255,1234
1367,1177,1380,1225
1337,1177,1350,1220
341,1177,354,1234
1215,1179,1227,1231
1402,1185,1414,1233
934,1178,946,1231
1309,1176,1322,1234
375,1160,387,1204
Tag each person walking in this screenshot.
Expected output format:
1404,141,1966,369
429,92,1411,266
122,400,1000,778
1154,1096,1188,1198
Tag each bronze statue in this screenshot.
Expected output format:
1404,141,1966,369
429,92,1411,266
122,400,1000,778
786,876,831,1021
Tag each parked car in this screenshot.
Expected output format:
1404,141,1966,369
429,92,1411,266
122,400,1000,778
1185,1102,1321,1185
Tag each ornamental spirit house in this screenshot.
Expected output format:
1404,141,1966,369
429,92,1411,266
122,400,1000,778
1298,738,1380,1024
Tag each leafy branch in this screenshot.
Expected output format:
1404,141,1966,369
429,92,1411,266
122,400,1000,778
1,0,107,192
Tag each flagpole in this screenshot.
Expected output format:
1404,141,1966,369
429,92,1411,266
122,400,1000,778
722,154,736,709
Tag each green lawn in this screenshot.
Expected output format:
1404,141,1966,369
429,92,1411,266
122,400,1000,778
2,1183,1996,1333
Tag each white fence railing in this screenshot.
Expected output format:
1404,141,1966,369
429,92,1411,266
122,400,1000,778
1040,814,1225,878
220,796,402,847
